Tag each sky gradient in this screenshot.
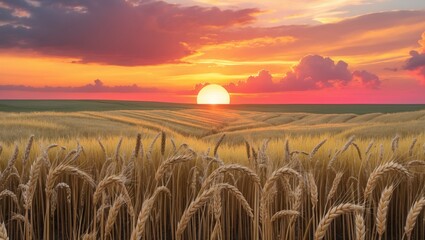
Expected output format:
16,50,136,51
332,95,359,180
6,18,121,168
1,0,425,103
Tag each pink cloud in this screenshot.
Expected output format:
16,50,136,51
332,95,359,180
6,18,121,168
0,0,259,66
404,32,425,84
0,79,159,93
220,55,381,93
226,70,276,92
351,70,381,89
280,55,353,90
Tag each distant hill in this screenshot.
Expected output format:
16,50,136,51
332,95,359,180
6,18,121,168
1,100,425,114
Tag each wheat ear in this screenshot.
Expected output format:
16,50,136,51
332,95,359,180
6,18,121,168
22,135,34,168
0,145,19,187
0,190,20,210
155,152,195,182
307,172,318,208
25,157,44,209
176,184,230,239
146,132,161,160
131,186,170,240
93,175,134,216
263,167,301,193
327,172,344,202
220,183,254,218
132,133,142,159
355,213,366,240
310,139,327,159
376,185,394,237
404,197,425,240
114,137,123,162
160,131,166,156
46,164,95,198
213,134,226,157
271,210,300,222
105,195,126,237
314,203,363,240
364,161,410,200
245,141,251,159
341,135,355,153
391,135,400,153
365,140,374,155
200,164,261,193
408,138,417,157
0,222,8,240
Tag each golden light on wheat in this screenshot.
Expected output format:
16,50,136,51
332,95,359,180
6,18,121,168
0,131,424,240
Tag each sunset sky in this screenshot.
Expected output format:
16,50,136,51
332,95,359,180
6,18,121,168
1,0,425,103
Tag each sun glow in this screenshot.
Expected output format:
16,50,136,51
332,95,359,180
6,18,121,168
197,84,230,104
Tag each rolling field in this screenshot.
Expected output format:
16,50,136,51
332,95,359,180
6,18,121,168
0,105,425,239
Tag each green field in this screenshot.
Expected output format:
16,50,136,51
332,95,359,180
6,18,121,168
1,100,425,114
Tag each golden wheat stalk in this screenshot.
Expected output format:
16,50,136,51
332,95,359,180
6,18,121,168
352,143,362,160
220,183,254,218
327,172,344,202
146,132,161,160
97,138,107,159
155,152,195,182
132,133,142,160
341,135,355,153
81,231,97,240
22,135,34,168
0,222,8,240
0,190,20,211
210,220,222,240
93,175,134,216
314,203,363,240
24,157,44,209
0,145,19,187
404,197,425,240
363,161,410,200
327,150,340,170
391,135,400,153
293,180,304,211
114,137,123,162
263,167,301,194
170,138,177,153
365,140,374,155
245,140,251,160
355,213,365,240
376,185,394,237
176,183,250,240
284,139,290,161
45,164,95,198
271,210,300,222
261,167,301,224
213,134,226,157
408,138,417,157
310,139,327,159
160,131,166,156
307,172,318,208
200,164,261,193
131,186,171,240
105,195,126,237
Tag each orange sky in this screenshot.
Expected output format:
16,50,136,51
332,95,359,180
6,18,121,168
1,0,425,103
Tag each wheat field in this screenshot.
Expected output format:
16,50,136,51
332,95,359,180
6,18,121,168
0,109,425,239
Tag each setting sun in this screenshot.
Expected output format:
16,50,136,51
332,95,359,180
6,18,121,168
197,84,230,104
